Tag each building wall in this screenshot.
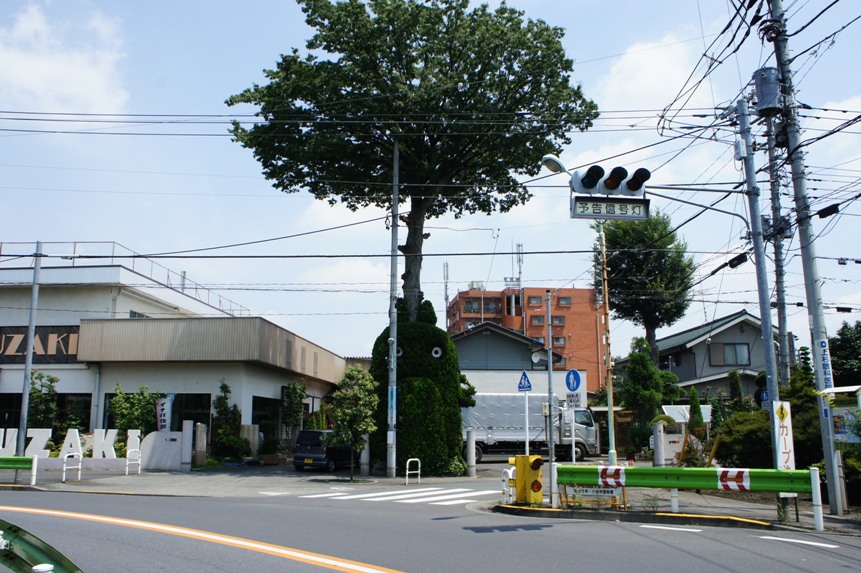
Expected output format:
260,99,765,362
447,287,604,393
455,332,534,370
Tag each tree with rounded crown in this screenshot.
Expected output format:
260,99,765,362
227,0,598,320
596,212,695,365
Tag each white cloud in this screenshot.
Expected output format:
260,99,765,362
0,4,127,113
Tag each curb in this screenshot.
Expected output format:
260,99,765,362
492,504,775,529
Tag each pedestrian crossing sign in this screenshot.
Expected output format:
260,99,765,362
518,370,532,392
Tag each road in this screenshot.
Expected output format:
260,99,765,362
1,474,859,573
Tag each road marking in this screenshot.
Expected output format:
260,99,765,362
336,488,445,500
759,536,839,549
0,505,404,573
639,525,703,533
259,492,291,497
397,490,499,504
300,492,353,498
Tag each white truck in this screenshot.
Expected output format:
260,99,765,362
461,393,599,462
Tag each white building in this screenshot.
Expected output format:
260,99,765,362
0,242,345,435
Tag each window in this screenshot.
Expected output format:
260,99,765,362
534,337,545,345
465,321,480,329
463,301,480,313
531,315,545,325
552,336,566,346
129,310,148,318
709,343,750,366
551,316,565,325
483,301,499,313
528,296,542,306
558,296,572,306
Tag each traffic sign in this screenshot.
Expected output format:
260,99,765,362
518,370,532,392
565,370,581,392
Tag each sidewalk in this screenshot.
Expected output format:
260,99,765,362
3,464,859,536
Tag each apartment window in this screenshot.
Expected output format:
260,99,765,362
463,301,480,313
551,316,565,325
552,336,566,346
483,301,499,313
527,296,542,306
558,296,572,306
531,315,545,325
709,343,750,366
534,337,545,345
465,321,481,329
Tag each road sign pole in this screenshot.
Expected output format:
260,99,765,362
524,392,529,456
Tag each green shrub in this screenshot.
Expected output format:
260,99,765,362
715,410,772,467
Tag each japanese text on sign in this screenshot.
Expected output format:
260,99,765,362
571,196,650,220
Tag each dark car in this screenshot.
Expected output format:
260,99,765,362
292,429,354,472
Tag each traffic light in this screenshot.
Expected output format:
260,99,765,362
525,454,543,505
509,454,544,505
569,165,651,196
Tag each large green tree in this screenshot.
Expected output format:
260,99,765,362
597,211,696,364
226,0,598,320
830,320,861,387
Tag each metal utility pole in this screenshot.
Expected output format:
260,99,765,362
545,290,557,508
16,241,42,457
765,116,792,387
765,0,842,514
598,222,617,467
387,142,399,478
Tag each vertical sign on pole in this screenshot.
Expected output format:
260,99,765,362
518,370,532,455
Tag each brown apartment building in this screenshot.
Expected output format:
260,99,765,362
446,285,606,393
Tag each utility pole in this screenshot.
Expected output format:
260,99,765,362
387,142,399,479
17,241,42,458
765,116,792,387
737,98,787,517
545,290,557,508
764,0,842,514
598,222,617,467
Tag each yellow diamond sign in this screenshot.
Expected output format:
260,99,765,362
776,403,789,423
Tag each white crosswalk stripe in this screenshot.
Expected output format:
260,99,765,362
298,487,499,507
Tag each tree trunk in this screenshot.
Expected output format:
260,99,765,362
399,196,434,321
645,323,659,366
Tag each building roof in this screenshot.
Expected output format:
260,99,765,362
449,321,564,363
655,310,764,353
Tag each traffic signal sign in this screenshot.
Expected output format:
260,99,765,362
569,165,651,196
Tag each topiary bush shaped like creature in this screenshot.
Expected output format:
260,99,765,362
369,300,474,475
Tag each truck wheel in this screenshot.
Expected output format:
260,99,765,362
574,443,587,462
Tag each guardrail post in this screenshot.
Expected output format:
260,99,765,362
551,463,560,509
30,455,38,486
810,467,824,532
501,468,516,504
652,423,665,467
670,488,679,513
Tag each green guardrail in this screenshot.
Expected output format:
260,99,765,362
556,465,812,494
0,457,35,471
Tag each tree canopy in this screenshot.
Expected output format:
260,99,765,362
830,320,861,387
597,211,696,364
227,0,598,319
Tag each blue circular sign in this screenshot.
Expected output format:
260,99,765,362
565,369,581,392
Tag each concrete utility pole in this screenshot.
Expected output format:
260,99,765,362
765,0,842,514
387,142,399,479
738,99,790,518
17,241,42,457
765,116,792,387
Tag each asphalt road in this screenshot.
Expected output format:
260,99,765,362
1,483,860,573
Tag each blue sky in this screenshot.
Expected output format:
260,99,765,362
2,1,860,364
